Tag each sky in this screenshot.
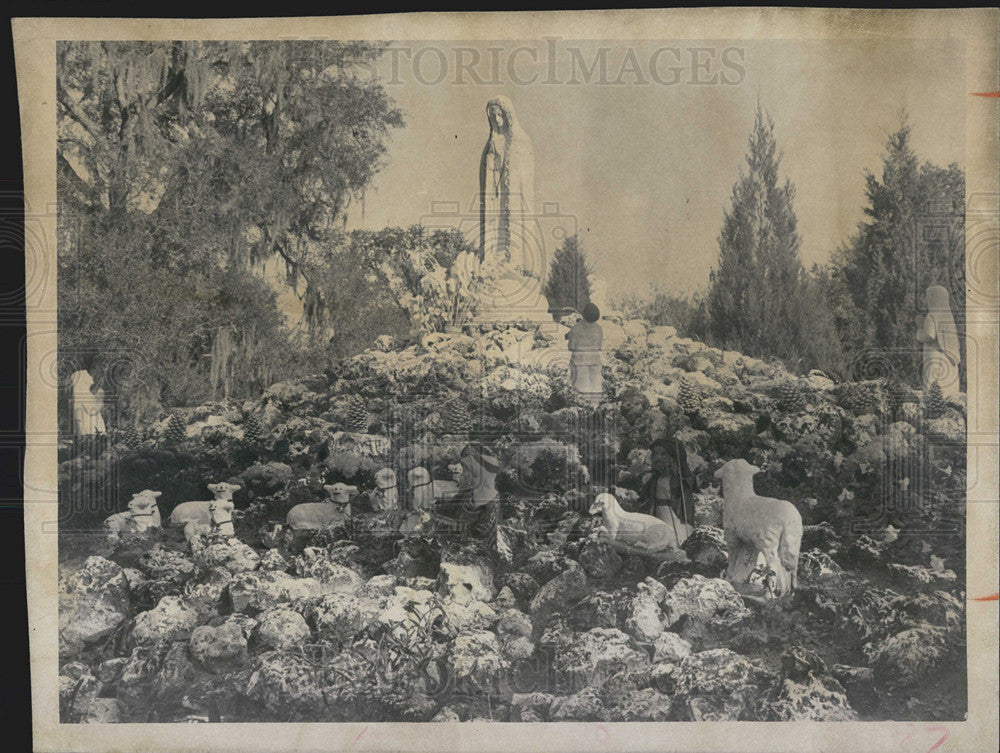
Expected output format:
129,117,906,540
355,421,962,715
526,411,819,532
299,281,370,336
345,38,966,300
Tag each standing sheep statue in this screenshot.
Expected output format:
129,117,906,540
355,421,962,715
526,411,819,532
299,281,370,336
714,459,802,596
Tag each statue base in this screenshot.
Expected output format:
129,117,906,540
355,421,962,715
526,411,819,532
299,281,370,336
475,270,553,323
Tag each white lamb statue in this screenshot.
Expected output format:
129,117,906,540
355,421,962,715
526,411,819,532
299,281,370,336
589,492,691,551
714,458,802,596
170,482,241,547
103,489,162,538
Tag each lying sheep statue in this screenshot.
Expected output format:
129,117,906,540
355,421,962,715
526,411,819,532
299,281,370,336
104,489,162,537
714,458,802,596
285,482,357,532
178,498,236,549
170,482,241,545
589,492,690,551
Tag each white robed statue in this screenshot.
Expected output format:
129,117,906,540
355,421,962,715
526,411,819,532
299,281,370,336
914,285,961,397
477,96,550,320
70,369,106,436
480,96,535,270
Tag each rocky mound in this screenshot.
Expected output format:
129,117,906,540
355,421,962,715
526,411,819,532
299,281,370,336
57,316,968,723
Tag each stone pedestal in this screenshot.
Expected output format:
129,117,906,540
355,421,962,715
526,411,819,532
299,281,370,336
476,270,553,323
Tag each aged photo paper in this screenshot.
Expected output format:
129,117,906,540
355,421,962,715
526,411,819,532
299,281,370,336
13,9,999,753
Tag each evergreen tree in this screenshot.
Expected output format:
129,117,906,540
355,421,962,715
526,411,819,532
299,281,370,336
777,379,806,413
344,395,371,433
164,413,186,444
242,412,265,445
441,398,472,435
543,234,593,312
706,105,808,366
118,422,141,450
830,115,965,387
924,380,946,419
677,376,701,415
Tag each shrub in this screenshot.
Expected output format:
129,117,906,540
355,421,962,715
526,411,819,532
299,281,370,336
543,234,592,312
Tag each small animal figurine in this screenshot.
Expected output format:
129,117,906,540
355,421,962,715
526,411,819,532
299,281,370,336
206,499,235,537
407,467,440,511
180,498,236,548
589,492,690,551
324,482,358,508
103,489,162,537
714,459,802,596
368,468,399,511
285,482,357,534
170,482,241,528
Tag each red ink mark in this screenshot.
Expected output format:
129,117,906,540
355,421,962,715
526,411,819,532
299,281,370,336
970,91,1000,98
925,726,949,753
900,723,918,747
972,593,999,601
595,724,610,744
351,726,369,745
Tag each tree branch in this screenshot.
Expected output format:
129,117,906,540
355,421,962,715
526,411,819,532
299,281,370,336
56,79,102,142
57,151,100,205
155,69,186,107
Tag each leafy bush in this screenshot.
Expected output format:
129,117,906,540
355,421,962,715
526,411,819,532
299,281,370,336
354,226,501,336
617,286,710,341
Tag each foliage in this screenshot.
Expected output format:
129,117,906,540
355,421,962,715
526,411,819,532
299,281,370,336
163,414,186,444
707,105,806,364
57,41,406,419
59,40,403,295
677,376,701,414
829,116,966,388
836,382,880,416
791,265,849,378
58,215,299,420
441,397,472,435
311,232,411,359
704,105,846,376
617,286,710,341
325,601,456,720
354,226,500,337
242,412,264,445
924,381,945,419
777,380,806,413
117,423,142,450
344,395,372,433
542,234,593,313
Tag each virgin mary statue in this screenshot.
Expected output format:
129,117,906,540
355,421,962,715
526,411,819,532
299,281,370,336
479,96,537,277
